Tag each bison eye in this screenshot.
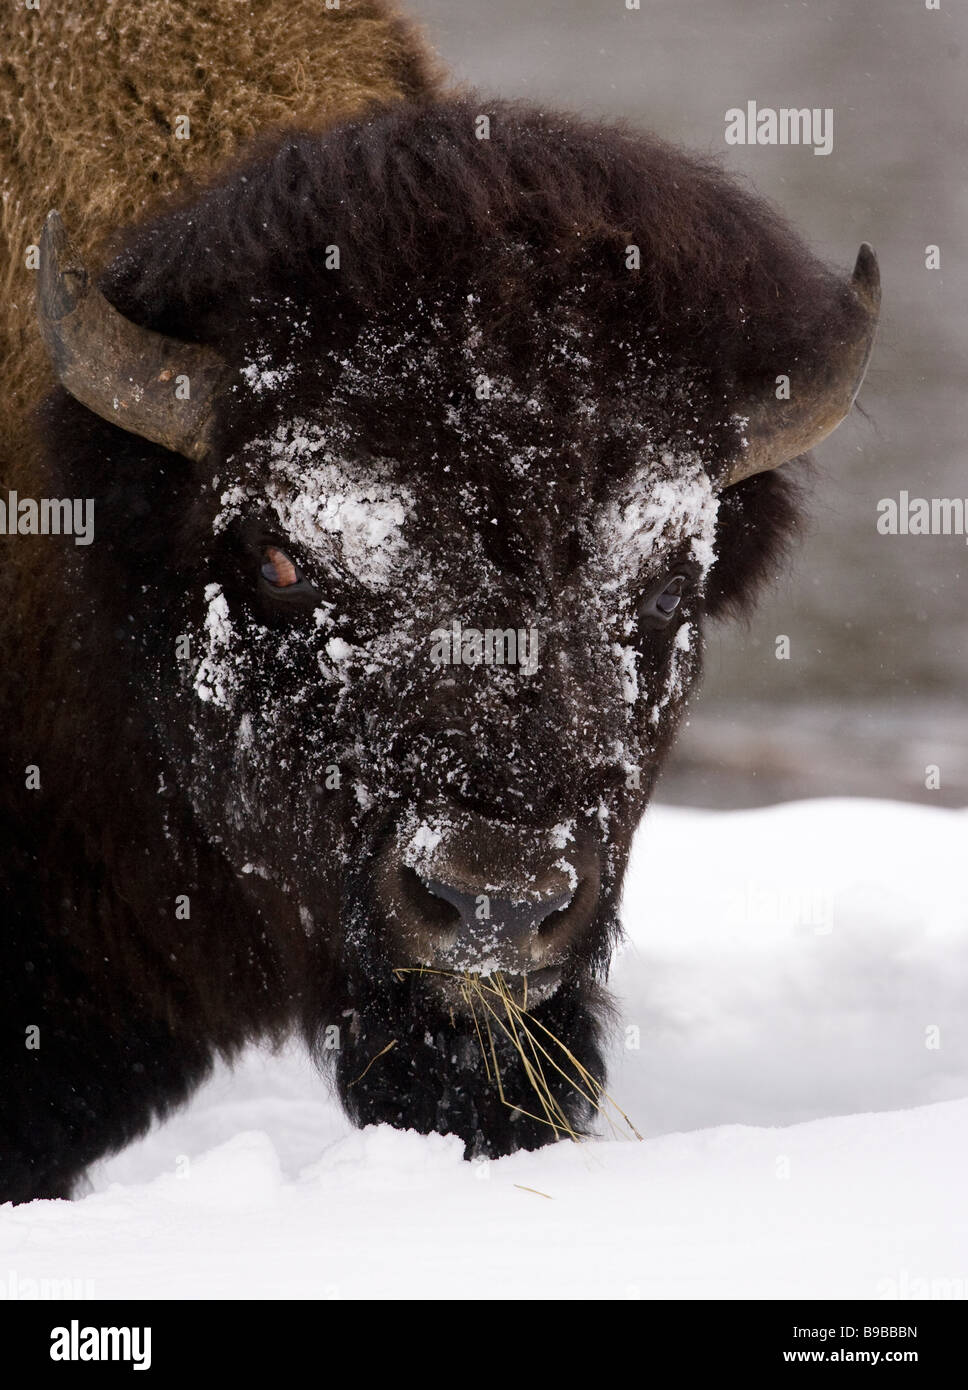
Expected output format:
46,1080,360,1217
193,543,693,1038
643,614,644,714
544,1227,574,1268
259,546,320,605
637,572,690,630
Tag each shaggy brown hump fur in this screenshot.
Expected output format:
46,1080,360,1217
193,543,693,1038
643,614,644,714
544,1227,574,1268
0,0,442,470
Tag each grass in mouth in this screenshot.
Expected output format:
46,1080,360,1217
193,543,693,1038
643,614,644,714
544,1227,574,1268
392,966,643,1144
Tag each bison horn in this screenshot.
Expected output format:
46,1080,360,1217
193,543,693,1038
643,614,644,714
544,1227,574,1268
36,211,230,463
722,243,880,488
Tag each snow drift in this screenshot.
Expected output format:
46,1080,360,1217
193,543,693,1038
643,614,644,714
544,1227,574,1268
2,798,965,1300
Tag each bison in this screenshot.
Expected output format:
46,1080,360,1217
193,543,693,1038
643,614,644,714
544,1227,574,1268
0,3,878,1202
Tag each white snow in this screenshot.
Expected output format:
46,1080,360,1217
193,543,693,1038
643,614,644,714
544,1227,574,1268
324,636,354,664
612,641,639,705
3,798,965,1299
549,819,576,849
192,584,238,709
601,459,720,589
553,855,579,894
402,817,445,865
648,617,692,726
217,421,413,591
239,358,295,395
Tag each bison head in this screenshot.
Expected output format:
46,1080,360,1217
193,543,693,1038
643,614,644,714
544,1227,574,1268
36,102,878,1154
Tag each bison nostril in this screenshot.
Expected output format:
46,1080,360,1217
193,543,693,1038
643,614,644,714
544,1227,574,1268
537,898,573,937
421,877,575,950
401,869,461,935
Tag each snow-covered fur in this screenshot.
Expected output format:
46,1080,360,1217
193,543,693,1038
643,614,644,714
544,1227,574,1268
1,94,860,1198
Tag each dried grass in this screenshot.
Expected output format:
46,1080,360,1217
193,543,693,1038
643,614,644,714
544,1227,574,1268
394,967,642,1144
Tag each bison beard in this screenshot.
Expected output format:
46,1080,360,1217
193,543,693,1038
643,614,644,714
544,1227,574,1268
334,977,609,1159
316,822,619,1156
329,906,611,1157
0,91,877,1202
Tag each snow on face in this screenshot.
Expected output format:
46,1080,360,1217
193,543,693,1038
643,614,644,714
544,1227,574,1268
191,440,719,755
601,455,719,591
180,356,721,903
193,583,239,709
216,420,413,591
595,457,718,726
399,807,577,903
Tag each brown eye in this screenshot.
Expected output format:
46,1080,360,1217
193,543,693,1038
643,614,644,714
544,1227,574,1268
258,545,320,608
262,546,299,587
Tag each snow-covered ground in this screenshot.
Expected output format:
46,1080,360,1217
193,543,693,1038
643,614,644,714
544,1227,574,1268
3,798,966,1299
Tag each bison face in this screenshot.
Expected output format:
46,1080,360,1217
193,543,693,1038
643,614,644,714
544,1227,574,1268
158,301,720,1151
174,308,718,986
176,438,713,1146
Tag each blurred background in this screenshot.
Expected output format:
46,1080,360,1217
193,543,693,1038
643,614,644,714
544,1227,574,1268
408,0,967,807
